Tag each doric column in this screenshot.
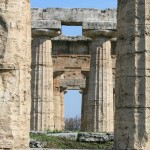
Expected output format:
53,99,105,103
31,30,60,131
60,88,66,130
81,72,89,131
115,1,150,149
87,36,114,132
53,72,64,130
0,0,31,149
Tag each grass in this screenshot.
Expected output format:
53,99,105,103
30,133,113,149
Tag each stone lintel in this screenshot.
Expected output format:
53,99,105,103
32,8,116,25
52,35,92,42
83,29,117,38
60,79,86,90
32,29,61,37
32,20,61,29
83,21,116,30
53,68,90,72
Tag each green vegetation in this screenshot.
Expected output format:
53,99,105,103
30,133,113,149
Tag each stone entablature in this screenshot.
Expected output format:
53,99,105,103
52,35,92,55
31,8,117,32
32,8,117,25
53,55,91,71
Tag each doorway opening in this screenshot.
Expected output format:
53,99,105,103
64,90,82,131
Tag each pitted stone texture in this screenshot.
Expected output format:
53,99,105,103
83,21,116,30
0,0,31,149
60,92,65,129
52,36,92,55
77,132,114,143
87,38,114,132
32,8,117,25
32,20,61,30
52,35,92,41
115,0,150,149
81,72,89,131
32,29,61,37
31,38,54,131
60,71,86,90
53,56,91,70
53,75,62,130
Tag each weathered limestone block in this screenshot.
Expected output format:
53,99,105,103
53,55,91,71
31,37,54,131
32,8,117,25
83,21,116,30
32,20,61,30
52,35,92,55
115,0,150,149
87,37,114,132
0,0,31,149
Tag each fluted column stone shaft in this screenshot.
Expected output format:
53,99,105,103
53,75,62,130
115,0,150,149
31,37,54,131
87,37,114,132
60,90,65,130
81,72,89,131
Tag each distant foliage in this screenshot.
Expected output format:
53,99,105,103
65,116,81,131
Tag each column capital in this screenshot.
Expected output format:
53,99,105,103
83,29,117,39
32,29,61,38
32,20,61,38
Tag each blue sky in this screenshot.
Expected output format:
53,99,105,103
31,0,117,9
31,0,117,118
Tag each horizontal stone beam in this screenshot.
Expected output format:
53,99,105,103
32,8,116,25
82,21,117,30
83,29,117,38
32,29,61,37
52,35,92,41
32,20,61,30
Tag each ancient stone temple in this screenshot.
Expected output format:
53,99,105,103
30,8,116,132
1,0,150,149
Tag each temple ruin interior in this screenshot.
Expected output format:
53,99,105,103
1,0,150,149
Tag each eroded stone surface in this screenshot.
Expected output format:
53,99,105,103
115,0,150,149
32,8,117,25
0,0,31,148
87,37,114,132
31,37,54,131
